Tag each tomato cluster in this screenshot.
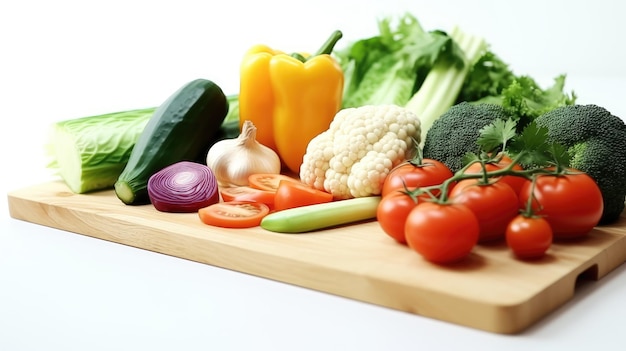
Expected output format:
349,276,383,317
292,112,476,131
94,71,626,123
376,157,604,264
377,159,454,243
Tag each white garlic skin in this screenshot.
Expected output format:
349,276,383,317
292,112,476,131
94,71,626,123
206,120,281,187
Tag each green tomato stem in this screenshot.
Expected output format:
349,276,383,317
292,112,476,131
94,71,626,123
408,150,560,204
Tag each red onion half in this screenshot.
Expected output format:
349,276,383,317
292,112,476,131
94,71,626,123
148,161,219,213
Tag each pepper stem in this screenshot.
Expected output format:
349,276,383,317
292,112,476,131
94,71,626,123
290,30,343,63
313,30,343,56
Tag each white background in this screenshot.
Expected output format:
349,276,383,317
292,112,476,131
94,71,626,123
2,0,626,350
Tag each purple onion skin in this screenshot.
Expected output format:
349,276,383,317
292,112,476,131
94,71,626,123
148,161,219,213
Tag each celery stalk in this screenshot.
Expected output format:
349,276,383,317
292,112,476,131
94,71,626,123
260,196,381,233
405,26,488,146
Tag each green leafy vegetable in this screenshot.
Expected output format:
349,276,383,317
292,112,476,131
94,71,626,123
456,50,516,103
47,107,157,194
459,50,577,124
497,75,576,126
508,121,563,167
476,118,517,153
405,26,487,144
335,13,575,150
335,13,488,145
335,13,470,109
476,117,572,169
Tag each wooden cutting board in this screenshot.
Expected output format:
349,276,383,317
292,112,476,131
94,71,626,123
7,181,626,334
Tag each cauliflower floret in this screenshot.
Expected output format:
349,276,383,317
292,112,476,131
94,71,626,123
300,105,421,199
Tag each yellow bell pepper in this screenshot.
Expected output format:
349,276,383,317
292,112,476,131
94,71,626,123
239,31,344,174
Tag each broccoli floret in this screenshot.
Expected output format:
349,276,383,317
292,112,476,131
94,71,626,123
535,104,626,223
422,102,512,172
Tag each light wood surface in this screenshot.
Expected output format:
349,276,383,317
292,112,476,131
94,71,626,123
7,181,626,334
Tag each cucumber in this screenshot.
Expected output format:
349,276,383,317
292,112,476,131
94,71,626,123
260,196,381,233
115,78,229,205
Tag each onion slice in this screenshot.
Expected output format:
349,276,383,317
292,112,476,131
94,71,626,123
148,161,219,213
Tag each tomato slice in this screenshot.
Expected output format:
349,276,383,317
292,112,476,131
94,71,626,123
198,201,270,228
274,180,333,211
220,186,276,209
248,173,300,192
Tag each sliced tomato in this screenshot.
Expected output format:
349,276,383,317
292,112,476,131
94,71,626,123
198,201,270,228
220,186,276,210
274,180,333,211
248,173,300,192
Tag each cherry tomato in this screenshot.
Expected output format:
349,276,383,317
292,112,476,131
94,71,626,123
274,180,333,211
382,160,453,197
506,214,553,259
449,178,519,242
376,191,418,244
248,173,300,192
519,169,603,239
198,201,270,228
404,202,479,264
220,186,276,210
464,155,525,195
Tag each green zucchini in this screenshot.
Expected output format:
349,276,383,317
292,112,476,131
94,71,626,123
115,78,229,205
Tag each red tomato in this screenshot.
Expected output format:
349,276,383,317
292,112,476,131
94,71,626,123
274,180,333,211
220,186,276,210
376,191,418,244
506,214,553,259
519,170,603,239
464,155,525,195
248,173,300,192
449,178,519,242
198,201,270,228
404,202,479,264
382,160,453,197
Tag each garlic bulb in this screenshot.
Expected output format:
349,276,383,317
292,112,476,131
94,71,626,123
206,120,281,187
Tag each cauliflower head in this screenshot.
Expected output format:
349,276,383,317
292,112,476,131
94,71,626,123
300,104,421,199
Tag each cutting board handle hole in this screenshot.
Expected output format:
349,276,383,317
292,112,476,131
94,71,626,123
574,264,599,290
